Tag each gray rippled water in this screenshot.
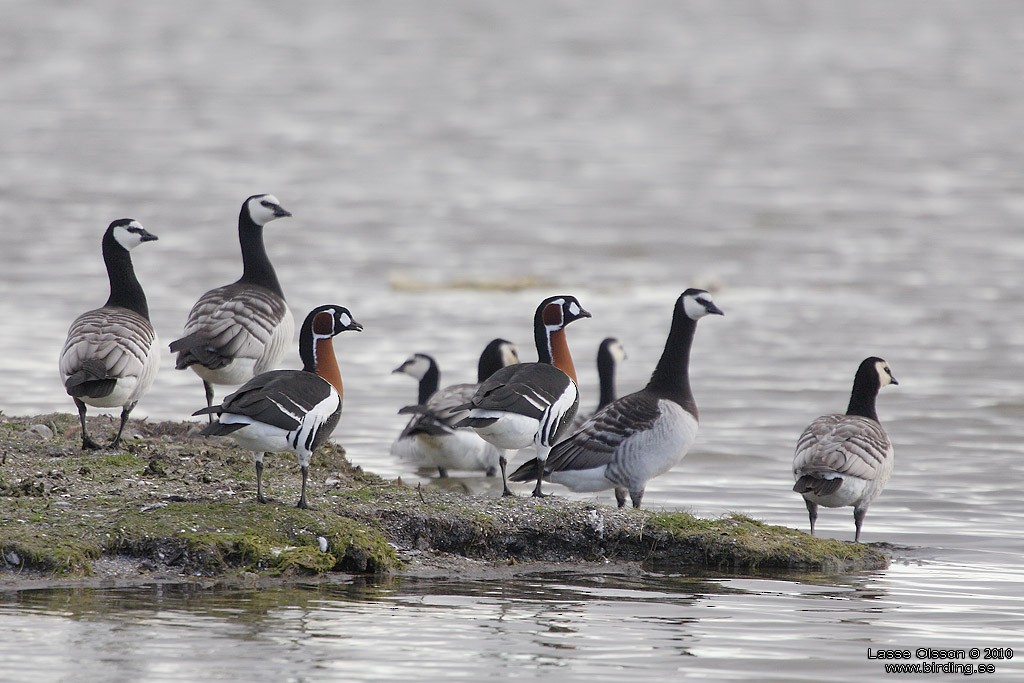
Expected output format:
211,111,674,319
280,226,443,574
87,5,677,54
1,1,1022,680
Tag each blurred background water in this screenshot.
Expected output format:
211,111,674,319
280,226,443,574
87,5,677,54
1,1,1022,680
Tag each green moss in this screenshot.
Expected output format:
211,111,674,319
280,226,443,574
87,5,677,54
106,501,399,576
644,511,886,571
0,499,104,575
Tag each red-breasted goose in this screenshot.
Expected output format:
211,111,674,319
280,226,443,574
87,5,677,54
59,219,160,450
792,356,898,541
193,304,363,509
455,296,591,497
394,339,520,478
510,289,723,508
169,194,294,419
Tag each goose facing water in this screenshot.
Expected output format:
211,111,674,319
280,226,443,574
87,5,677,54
792,356,898,542
59,219,160,450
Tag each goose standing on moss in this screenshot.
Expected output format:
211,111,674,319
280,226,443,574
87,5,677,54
511,289,722,508
193,305,363,509
59,219,160,450
455,296,590,497
792,356,898,542
169,194,294,418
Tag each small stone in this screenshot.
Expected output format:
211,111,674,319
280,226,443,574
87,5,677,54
318,536,329,552
28,424,53,440
4,551,20,566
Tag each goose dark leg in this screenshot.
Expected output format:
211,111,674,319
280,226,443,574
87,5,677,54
853,506,867,543
297,464,309,509
203,381,215,423
109,401,136,449
499,450,515,497
255,457,267,504
614,487,627,508
74,398,102,451
531,460,547,498
531,447,550,498
629,488,644,509
804,498,818,536
437,466,449,478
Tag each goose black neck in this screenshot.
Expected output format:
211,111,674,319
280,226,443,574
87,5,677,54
419,362,440,404
478,340,510,381
533,310,554,364
237,213,284,297
102,235,149,319
646,305,698,410
298,322,317,373
846,368,881,421
597,350,618,410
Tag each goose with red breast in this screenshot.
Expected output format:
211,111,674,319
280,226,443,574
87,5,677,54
193,304,363,509
455,295,590,497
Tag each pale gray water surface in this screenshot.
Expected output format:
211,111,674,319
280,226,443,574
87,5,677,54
2,1,1023,680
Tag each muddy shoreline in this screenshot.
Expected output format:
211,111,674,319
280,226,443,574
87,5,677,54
0,413,888,589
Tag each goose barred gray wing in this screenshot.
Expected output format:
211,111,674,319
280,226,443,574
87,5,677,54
399,383,476,430
170,283,292,372
539,392,663,473
793,414,891,483
60,308,158,400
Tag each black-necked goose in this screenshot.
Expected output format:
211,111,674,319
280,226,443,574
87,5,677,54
792,356,898,541
510,289,723,508
389,352,441,470
169,194,294,419
455,296,591,497
193,305,363,509
570,336,627,430
59,219,160,450
394,338,520,478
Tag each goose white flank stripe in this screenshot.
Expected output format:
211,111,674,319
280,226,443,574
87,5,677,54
510,288,723,509
571,336,627,430
59,219,160,450
169,194,295,419
394,339,520,478
193,305,363,509
455,296,591,497
792,356,898,541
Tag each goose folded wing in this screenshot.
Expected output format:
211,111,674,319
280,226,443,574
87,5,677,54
544,392,663,471
469,380,566,421
172,284,288,361
423,383,477,427
218,370,334,432
61,309,155,382
794,415,891,479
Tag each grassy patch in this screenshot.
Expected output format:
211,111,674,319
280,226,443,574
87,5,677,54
645,511,886,571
